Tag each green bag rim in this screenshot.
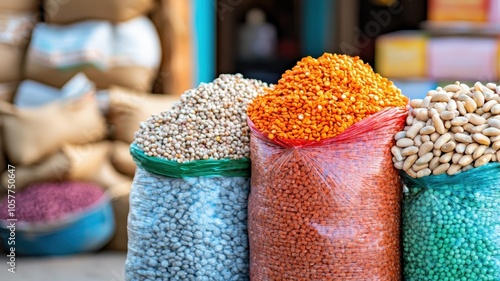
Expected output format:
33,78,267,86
129,143,251,178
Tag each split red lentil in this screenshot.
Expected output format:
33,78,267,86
247,53,407,280
247,53,407,141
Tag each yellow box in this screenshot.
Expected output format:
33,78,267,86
428,0,489,22
375,31,427,79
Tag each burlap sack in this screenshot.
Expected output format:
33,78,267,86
25,57,157,91
63,141,131,189
29,21,113,70
85,66,157,92
0,0,38,11
24,16,160,91
0,10,36,46
107,86,179,143
0,82,17,102
0,141,131,192
105,181,131,251
110,141,136,177
0,93,107,165
151,0,193,95
44,0,154,24
0,43,24,83
14,73,94,108
24,48,76,87
0,151,70,191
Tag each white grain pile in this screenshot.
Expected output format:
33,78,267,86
134,74,269,162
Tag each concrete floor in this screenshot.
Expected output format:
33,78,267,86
0,251,126,281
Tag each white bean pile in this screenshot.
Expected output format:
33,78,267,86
392,81,500,177
134,74,269,162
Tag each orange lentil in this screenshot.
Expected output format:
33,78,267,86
248,107,406,280
248,53,408,141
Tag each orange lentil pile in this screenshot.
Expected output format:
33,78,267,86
248,53,408,141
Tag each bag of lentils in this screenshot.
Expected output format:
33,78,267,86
391,81,500,280
125,74,268,281
247,53,408,280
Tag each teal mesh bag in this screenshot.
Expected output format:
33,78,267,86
402,162,500,281
125,144,251,280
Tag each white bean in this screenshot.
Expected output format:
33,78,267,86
465,113,486,125
391,146,404,162
440,111,455,120
417,168,432,178
455,143,466,154
414,108,429,121
450,126,464,133
403,155,418,171
420,126,436,135
465,143,479,155
443,84,461,92
447,164,462,175
491,104,500,115
402,146,419,157
431,93,450,102
450,117,468,126
457,101,467,115
433,163,450,175
483,127,500,137
429,157,440,170
488,118,500,129
472,133,490,146
452,153,463,164
432,113,446,134
434,133,452,150
482,100,498,112
416,152,434,165
447,99,458,111
406,122,425,139
473,145,488,159
471,124,489,134
441,141,456,153
454,133,473,143
439,152,453,164
394,131,407,141
410,99,423,108
474,154,492,168
396,138,414,148
472,90,485,107
465,97,477,113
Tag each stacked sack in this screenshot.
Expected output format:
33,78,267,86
0,0,182,252
0,0,38,101
247,53,407,280
25,0,160,92
125,74,268,280
0,71,179,251
0,71,122,254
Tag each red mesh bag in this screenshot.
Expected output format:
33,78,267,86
248,107,407,280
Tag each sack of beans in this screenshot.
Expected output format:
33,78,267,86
392,81,500,280
247,53,408,280
44,0,154,24
125,74,268,280
0,10,35,84
25,17,161,92
0,181,114,255
0,0,38,11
